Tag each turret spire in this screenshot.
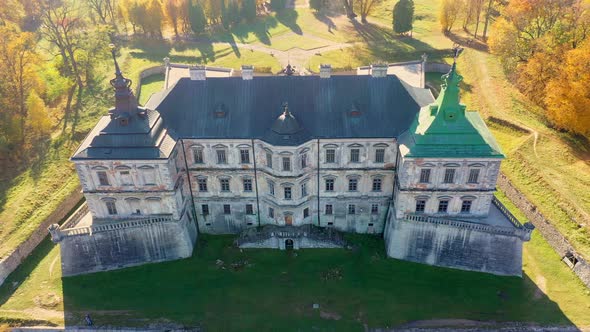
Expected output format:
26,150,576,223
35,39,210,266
435,45,465,121
108,44,138,122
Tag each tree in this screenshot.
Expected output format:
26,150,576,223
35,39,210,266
439,0,463,32
341,0,356,19
26,90,52,140
242,0,257,22
0,27,42,145
354,0,382,23
545,40,590,137
189,0,207,34
144,0,164,37
164,0,182,37
392,0,414,35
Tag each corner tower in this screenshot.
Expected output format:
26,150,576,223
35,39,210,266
385,60,533,276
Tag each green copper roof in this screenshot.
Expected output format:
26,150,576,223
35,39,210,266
399,62,504,159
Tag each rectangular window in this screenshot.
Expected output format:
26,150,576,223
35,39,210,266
301,182,308,197
461,200,472,213
348,204,356,215
350,148,360,163
246,204,254,215
142,169,156,185
216,149,227,164
97,171,109,186
223,204,231,215
438,200,449,213
372,178,382,192
300,154,307,168
348,178,358,191
243,178,253,192
266,152,273,168
443,169,455,184
269,182,275,196
220,178,230,192
268,207,274,218
419,169,431,183
193,149,204,164
284,187,292,200
325,178,334,192
197,178,208,192
201,204,209,215
468,169,480,184
375,148,385,163
120,171,132,186
105,201,117,215
240,149,250,164
303,207,309,218
416,200,426,213
371,204,379,214
326,149,335,163
325,204,333,215
282,157,291,171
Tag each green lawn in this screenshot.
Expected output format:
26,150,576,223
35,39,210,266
1,217,590,330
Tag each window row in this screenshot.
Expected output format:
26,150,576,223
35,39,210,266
201,203,256,216
324,147,386,164
192,146,389,168
419,167,481,185
95,168,157,187
324,177,383,192
102,197,163,216
414,198,474,214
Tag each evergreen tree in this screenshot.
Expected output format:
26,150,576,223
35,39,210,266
392,0,414,35
242,0,257,22
226,0,239,27
189,0,206,34
221,0,229,29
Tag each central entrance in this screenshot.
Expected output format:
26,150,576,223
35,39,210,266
285,239,294,250
284,215,293,225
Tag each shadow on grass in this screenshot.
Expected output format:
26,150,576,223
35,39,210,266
445,31,489,53
56,234,576,330
276,9,302,35
348,20,453,64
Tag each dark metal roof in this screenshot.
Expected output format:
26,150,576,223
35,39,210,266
72,74,434,160
146,75,433,146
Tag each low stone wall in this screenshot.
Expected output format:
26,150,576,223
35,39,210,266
55,211,197,276
497,173,590,287
135,65,166,96
385,216,526,276
0,187,84,286
425,62,452,73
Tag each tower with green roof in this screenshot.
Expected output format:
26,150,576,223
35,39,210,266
385,60,533,277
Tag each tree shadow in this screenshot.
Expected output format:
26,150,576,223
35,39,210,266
445,30,489,53
216,16,278,46
312,12,337,34
347,21,453,64
275,9,302,35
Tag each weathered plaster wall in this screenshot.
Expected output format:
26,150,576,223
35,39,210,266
497,173,590,287
384,217,524,277
0,187,83,286
183,138,395,234
59,212,196,276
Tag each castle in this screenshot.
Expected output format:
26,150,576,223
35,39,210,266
49,53,533,277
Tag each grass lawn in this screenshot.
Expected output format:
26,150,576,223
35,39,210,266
1,215,590,330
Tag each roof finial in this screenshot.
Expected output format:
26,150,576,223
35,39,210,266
109,43,122,77
452,43,464,64
282,102,290,115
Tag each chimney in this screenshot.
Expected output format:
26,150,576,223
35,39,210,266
241,65,254,80
371,64,388,78
189,65,206,80
319,64,332,78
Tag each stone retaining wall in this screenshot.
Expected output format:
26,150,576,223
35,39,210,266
497,173,590,287
135,65,166,96
425,62,452,73
0,187,84,286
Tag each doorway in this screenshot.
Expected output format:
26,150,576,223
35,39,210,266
285,239,294,250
